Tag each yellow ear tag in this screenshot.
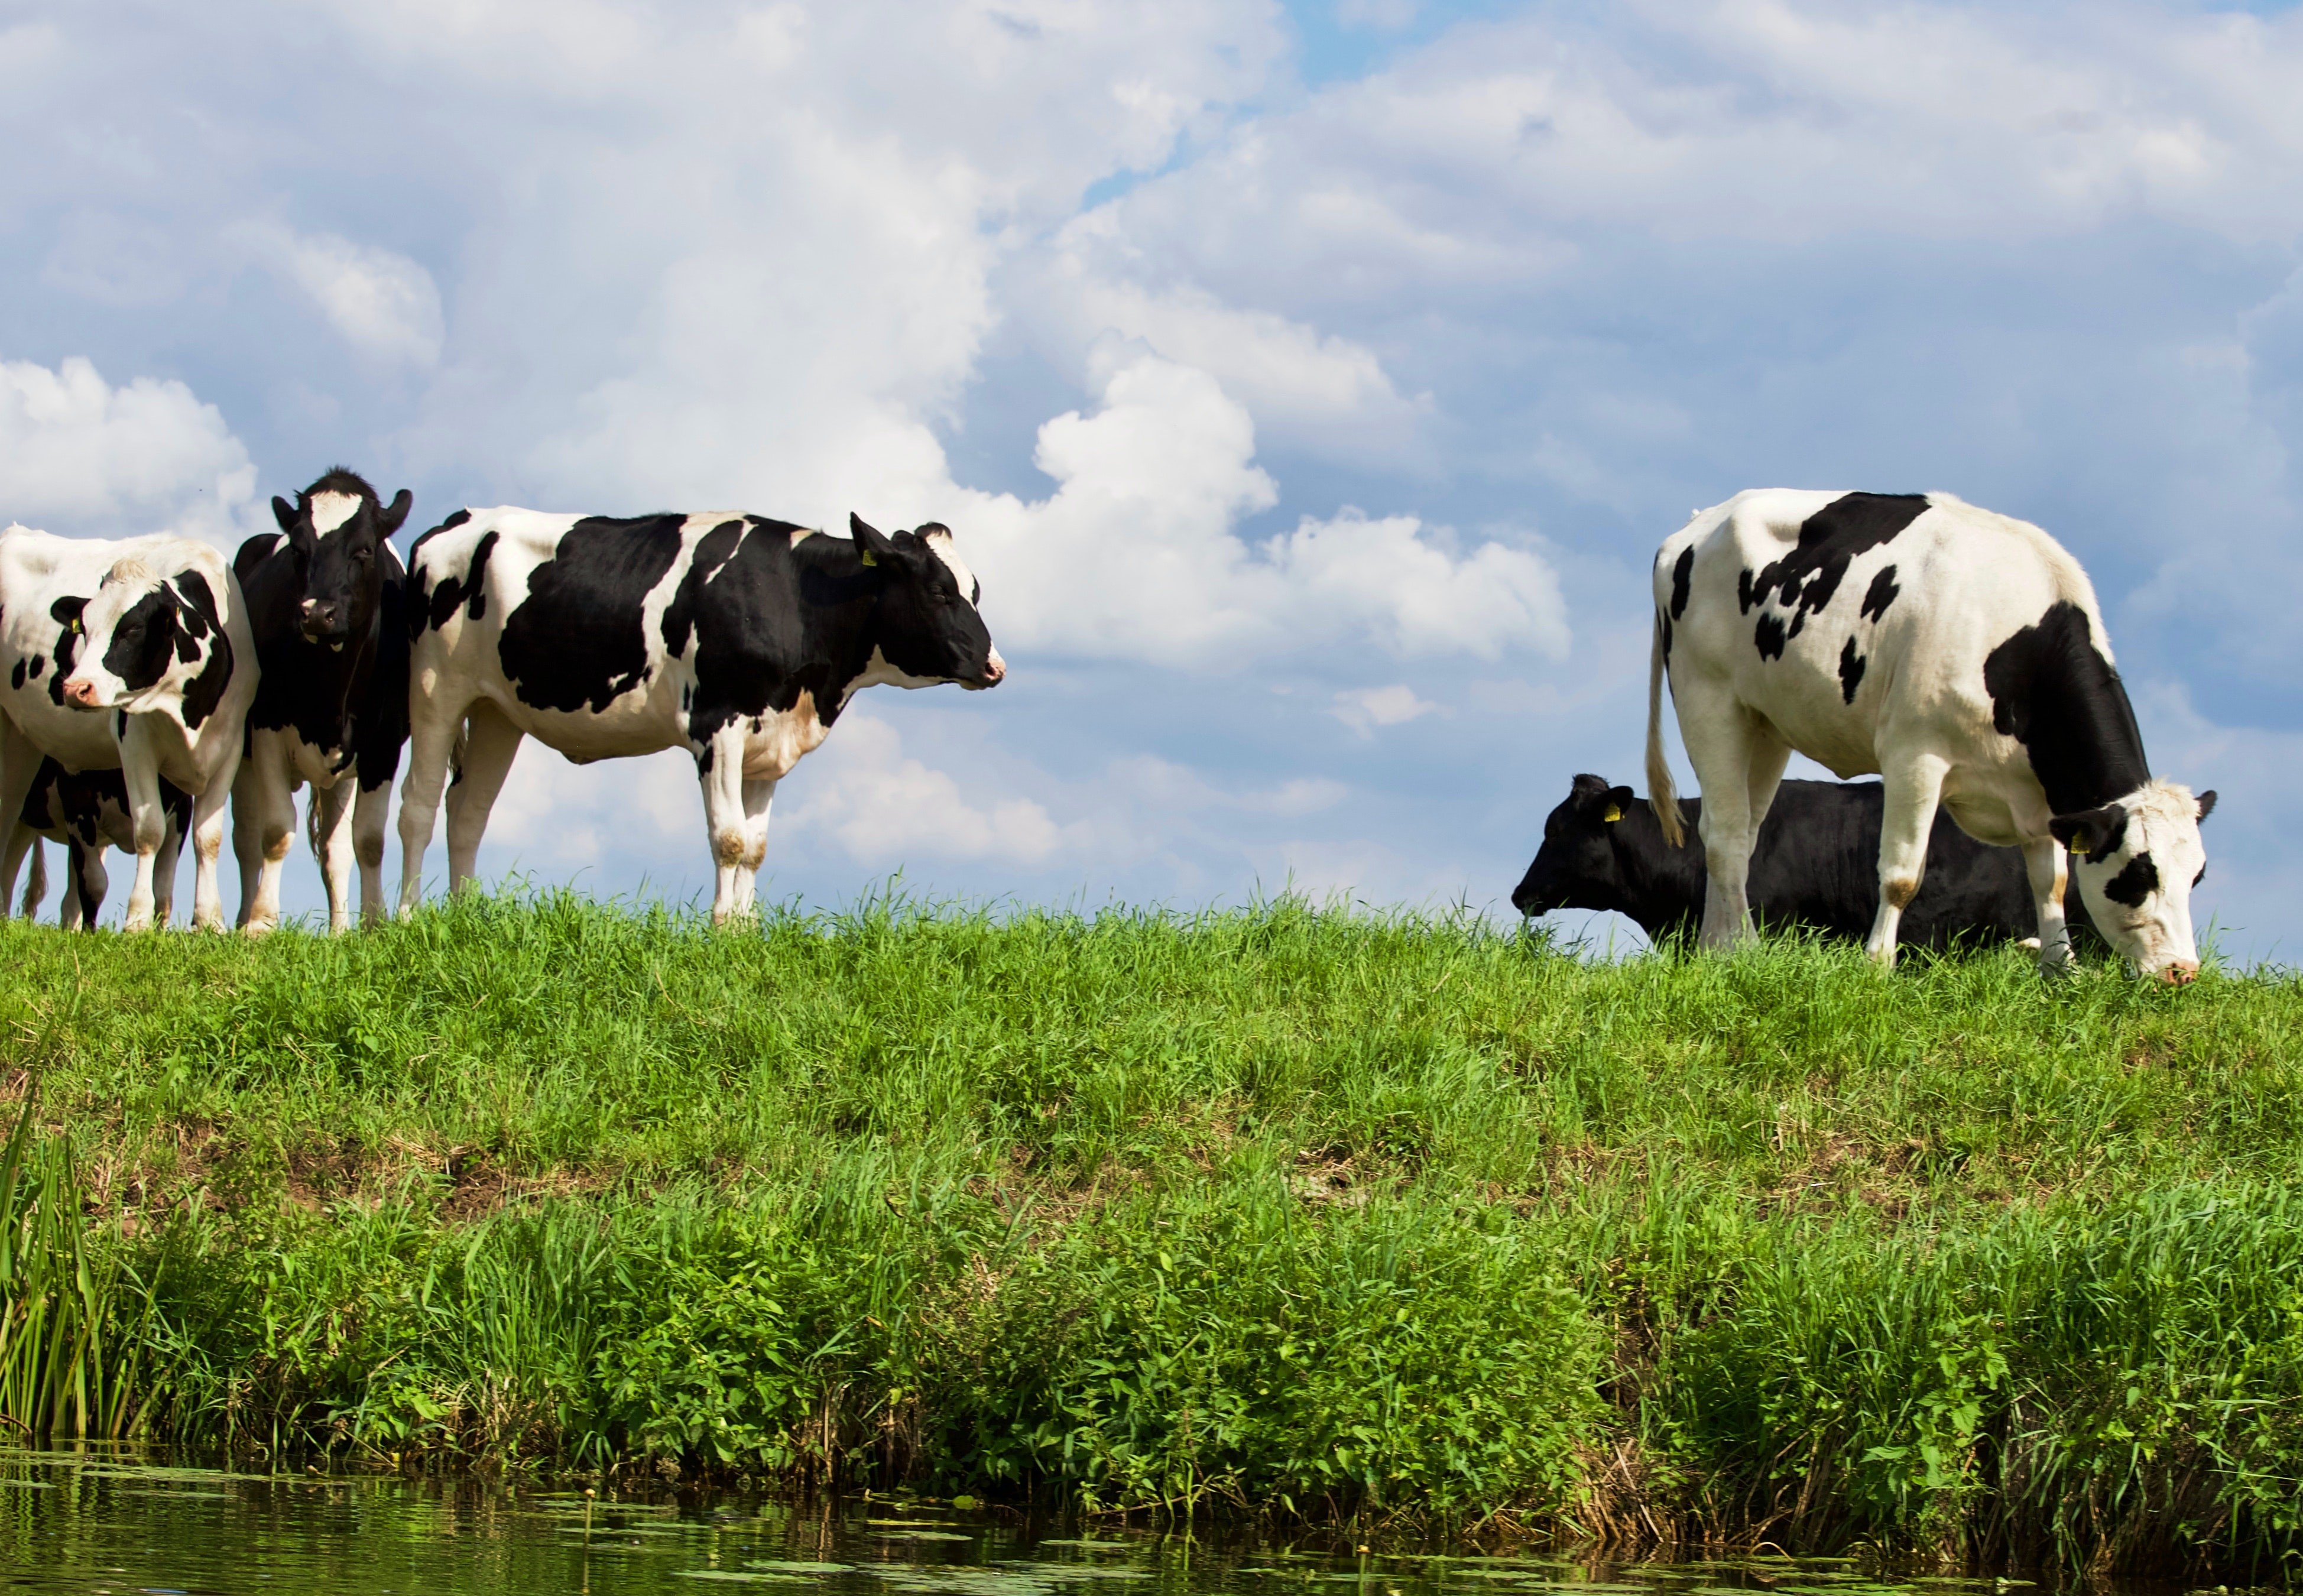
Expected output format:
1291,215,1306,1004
857,547,877,567
1602,805,1622,823
2070,838,2089,855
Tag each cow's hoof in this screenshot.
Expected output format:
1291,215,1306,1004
242,918,277,939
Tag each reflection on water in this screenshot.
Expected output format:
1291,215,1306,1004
0,1446,2033,1596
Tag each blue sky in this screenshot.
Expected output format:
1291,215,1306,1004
2,0,2299,961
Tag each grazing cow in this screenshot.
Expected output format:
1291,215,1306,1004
398,508,1005,923
1514,773,2103,952
0,528,255,930
232,468,413,933
1647,490,2213,981
17,757,192,929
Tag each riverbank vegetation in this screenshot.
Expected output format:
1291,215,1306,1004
2,894,2300,1576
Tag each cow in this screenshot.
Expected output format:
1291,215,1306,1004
397,508,1005,923
1647,490,2213,982
17,757,193,929
231,468,413,933
0,528,255,930
1514,773,2104,953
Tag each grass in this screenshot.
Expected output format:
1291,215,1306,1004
2,891,2302,1576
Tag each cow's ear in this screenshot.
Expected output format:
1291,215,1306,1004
378,489,414,537
849,512,899,569
271,495,301,536
2195,789,2218,823
1604,784,1636,823
2050,803,2128,858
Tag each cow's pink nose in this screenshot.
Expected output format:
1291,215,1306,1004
2162,960,2200,987
62,679,99,708
976,651,1006,688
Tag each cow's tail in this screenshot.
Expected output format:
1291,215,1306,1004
1646,612,1684,848
19,837,45,920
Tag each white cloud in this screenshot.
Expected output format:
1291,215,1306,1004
240,223,445,366
784,713,1072,866
0,355,257,546
947,351,1568,663
1337,0,1417,31
1331,683,1438,735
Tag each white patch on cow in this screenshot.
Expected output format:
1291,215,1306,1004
920,527,978,602
741,689,831,781
790,525,818,548
308,491,362,535
843,644,951,704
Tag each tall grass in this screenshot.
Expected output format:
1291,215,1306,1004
2,893,2301,1572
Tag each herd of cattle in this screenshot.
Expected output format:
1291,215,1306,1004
0,476,2213,983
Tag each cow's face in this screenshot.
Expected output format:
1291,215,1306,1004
271,477,412,646
1514,774,1637,916
2050,781,2215,984
851,514,1005,690
61,559,220,715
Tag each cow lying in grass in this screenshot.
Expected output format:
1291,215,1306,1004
1514,773,2101,952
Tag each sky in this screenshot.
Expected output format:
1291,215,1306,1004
2,0,2301,961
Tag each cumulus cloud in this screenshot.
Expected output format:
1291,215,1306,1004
1331,683,1439,735
783,713,1072,866
238,223,445,366
949,351,1568,663
0,355,257,545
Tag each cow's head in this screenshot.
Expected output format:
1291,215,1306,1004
61,556,230,718
1514,774,1638,916
850,514,1005,690
270,467,412,647
2049,781,2215,984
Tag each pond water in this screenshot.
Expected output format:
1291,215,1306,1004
0,1447,2039,1596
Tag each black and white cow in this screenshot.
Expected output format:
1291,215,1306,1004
398,508,1005,923
0,528,255,930
1514,773,2103,952
17,757,193,929
1647,491,2213,981
232,468,413,933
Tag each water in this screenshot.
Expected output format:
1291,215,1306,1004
0,1447,2034,1596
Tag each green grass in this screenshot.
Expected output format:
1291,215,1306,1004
4,892,2302,1575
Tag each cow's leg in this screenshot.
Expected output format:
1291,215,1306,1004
185,775,233,933
444,700,522,896
0,720,42,911
231,754,265,927
735,777,776,918
152,809,184,927
66,840,104,930
116,728,167,932
398,695,471,917
698,729,752,925
2023,836,2073,976
1675,680,1761,948
1865,752,1950,970
0,826,35,920
236,735,300,935
352,779,391,927
311,780,359,933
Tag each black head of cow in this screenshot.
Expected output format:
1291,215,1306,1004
270,467,412,647
1513,773,1639,916
849,513,1005,690
61,556,232,725
2049,781,2216,984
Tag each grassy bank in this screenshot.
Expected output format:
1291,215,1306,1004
3,894,2301,1574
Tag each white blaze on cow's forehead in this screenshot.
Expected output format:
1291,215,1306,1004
921,528,977,598
308,492,364,536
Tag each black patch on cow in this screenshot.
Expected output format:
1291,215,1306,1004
2103,850,2159,909
696,740,714,775
1838,635,1866,704
1669,547,1694,619
1746,492,1929,642
1754,612,1786,661
1738,568,1755,614
421,529,498,635
411,507,472,556
8,660,20,691
356,545,411,793
46,596,85,707
1660,612,1672,662
27,655,40,679
181,624,232,730
1981,600,2151,814
1860,563,1900,623
103,588,181,693
679,517,832,744
498,515,687,715
660,519,748,658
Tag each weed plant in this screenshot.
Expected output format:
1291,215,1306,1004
2,892,2301,1574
